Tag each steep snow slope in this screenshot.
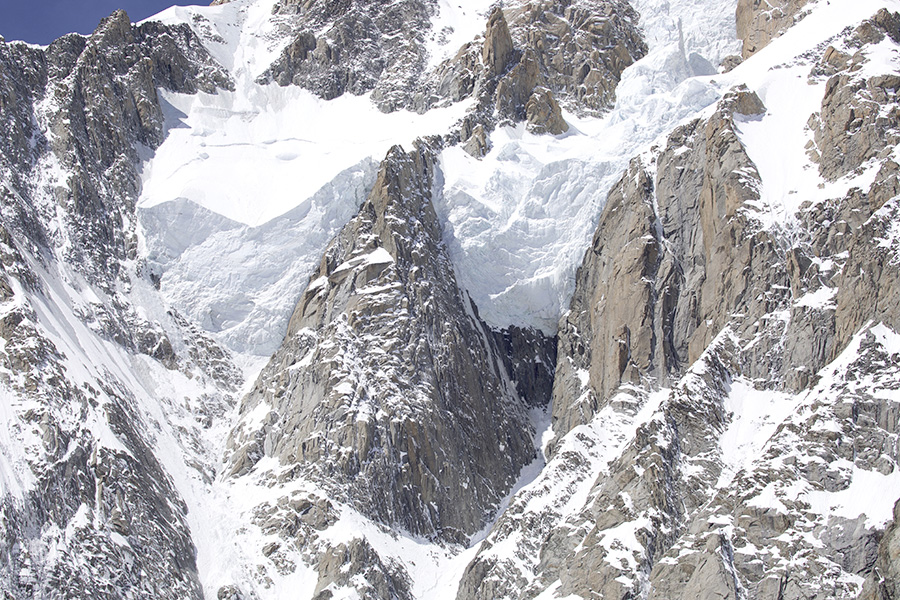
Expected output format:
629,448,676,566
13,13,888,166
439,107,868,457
2,0,900,597
138,0,739,351
138,0,478,354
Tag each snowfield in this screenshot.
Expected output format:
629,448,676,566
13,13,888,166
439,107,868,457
140,0,900,346
130,0,900,595
1,0,898,597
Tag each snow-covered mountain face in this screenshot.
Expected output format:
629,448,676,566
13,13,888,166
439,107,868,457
1,0,900,598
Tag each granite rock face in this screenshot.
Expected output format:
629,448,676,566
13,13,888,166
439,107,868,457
0,11,238,600
501,0,647,115
808,10,900,181
549,86,776,443
525,86,569,134
736,0,811,58
455,15,900,597
227,140,554,546
483,6,516,77
2,10,230,287
432,0,646,157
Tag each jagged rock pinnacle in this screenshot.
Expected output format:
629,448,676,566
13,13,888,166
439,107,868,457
482,7,514,77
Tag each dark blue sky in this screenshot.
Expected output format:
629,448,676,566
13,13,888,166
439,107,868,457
0,0,200,45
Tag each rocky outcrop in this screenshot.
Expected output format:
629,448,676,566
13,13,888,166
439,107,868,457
0,9,236,364
483,6,515,77
0,281,211,599
830,160,900,361
260,0,433,112
456,86,780,598
808,10,900,181
525,86,568,134
860,499,900,600
502,0,647,115
1,1,899,599
457,16,900,593
311,538,413,600
433,0,645,154
0,11,239,600
36,11,229,285
645,319,900,599
736,0,811,58
227,140,553,550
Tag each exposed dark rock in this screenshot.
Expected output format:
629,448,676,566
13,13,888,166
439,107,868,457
260,0,434,112
549,86,779,443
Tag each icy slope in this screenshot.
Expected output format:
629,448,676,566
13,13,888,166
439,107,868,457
138,85,471,227
1,0,898,596
138,0,739,350
138,0,479,354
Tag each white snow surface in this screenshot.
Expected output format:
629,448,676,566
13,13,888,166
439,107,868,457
144,0,900,340
739,322,900,530
138,0,899,343
136,0,744,346
0,386,38,501
717,378,794,489
435,0,742,332
139,159,377,355
139,87,470,227
16,0,886,597
426,0,492,69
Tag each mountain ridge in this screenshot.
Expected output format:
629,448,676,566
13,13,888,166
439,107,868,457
0,0,899,598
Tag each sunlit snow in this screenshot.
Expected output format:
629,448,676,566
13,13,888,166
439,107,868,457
116,0,900,597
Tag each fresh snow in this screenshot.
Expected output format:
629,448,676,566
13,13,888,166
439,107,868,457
717,378,794,488
140,0,900,343
138,1,472,355
3,0,894,597
148,0,292,80
731,0,900,229
805,465,900,528
426,0,491,69
0,387,37,501
742,321,900,528
139,87,471,227
794,285,837,309
440,0,900,333
136,0,746,343
139,159,377,355
135,0,900,594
